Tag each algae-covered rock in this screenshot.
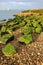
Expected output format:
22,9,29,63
22,24,32,35
35,26,42,33
0,34,14,44
32,21,39,27
2,43,16,56
18,34,32,44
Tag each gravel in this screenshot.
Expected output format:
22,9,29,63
0,32,43,65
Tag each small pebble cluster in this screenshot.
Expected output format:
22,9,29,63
0,32,43,65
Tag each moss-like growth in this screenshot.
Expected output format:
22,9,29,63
32,21,39,27
27,20,32,26
35,26,42,33
13,25,20,31
2,43,16,56
0,24,2,30
22,24,32,35
19,21,25,27
41,21,43,27
31,27,35,33
24,18,32,26
7,20,18,26
1,26,7,35
7,25,13,31
18,34,32,44
1,26,6,32
0,34,14,44
6,28,13,34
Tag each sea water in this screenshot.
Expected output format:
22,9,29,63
0,10,21,22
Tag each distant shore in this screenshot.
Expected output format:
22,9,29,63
14,8,43,16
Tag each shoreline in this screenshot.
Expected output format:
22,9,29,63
0,8,43,23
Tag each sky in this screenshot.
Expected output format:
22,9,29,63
0,0,43,10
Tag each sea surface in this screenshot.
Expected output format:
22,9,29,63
0,10,21,22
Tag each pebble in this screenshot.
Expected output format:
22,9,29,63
37,53,41,56
23,58,26,61
7,57,9,60
29,58,32,61
29,61,33,65
4,60,7,63
1,57,3,60
37,58,40,60
34,45,36,48
22,49,24,52
37,61,40,65
31,52,34,56
40,61,43,65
